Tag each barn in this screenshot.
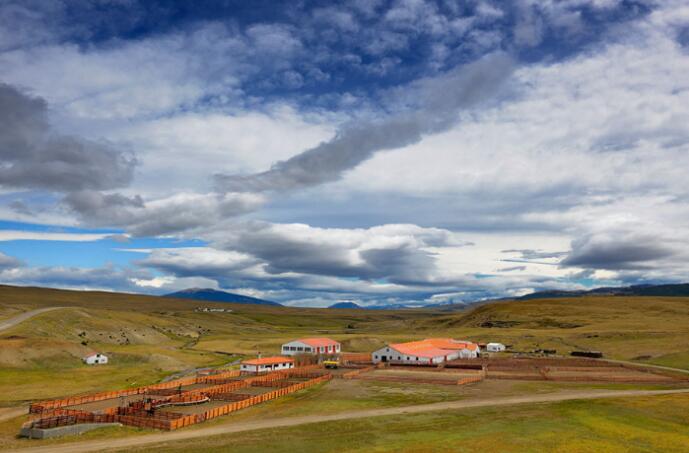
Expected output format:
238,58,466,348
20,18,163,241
371,338,479,365
240,356,294,374
281,338,341,356
82,353,108,365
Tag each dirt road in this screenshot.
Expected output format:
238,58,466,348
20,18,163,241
7,388,689,453
0,307,64,333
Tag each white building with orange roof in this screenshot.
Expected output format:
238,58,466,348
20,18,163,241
371,338,480,364
240,356,294,373
281,337,341,356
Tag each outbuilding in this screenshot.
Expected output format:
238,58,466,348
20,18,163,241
281,338,341,356
83,353,108,365
371,338,480,365
240,356,294,374
486,342,506,352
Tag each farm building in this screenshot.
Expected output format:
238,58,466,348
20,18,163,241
486,342,506,352
281,338,341,356
372,338,480,364
82,353,108,365
240,356,294,373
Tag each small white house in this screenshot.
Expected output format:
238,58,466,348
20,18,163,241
240,356,294,373
281,338,341,356
83,353,108,365
486,342,506,352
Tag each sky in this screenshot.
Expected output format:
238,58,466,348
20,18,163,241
1,0,688,307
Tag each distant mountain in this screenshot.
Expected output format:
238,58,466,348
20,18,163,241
518,283,689,300
163,288,281,306
328,301,460,310
328,302,362,309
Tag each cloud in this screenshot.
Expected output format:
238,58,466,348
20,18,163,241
215,53,514,192
64,191,265,237
139,247,259,278
210,222,470,285
0,263,146,292
0,230,114,242
562,232,675,270
0,83,136,192
0,252,22,270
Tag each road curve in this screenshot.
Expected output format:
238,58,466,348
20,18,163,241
0,307,64,333
7,388,689,453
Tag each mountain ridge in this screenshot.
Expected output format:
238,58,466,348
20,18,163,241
163,288,280,306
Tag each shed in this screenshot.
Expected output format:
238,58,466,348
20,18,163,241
486,342,506,352
83,353,108,365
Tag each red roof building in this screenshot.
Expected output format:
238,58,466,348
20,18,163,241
281,337,341,356
372,338,480,364
240,356,294,373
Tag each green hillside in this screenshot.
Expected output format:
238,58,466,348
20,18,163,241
1,285,689,405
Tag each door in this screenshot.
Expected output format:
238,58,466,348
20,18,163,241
381,355,388,362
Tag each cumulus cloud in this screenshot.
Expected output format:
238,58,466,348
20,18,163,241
214,53,514,192
0,263,146,292
139,247,259,278
209,222,470,285
0,252,22,270
562,232,675,270
0,83,136,192
64,191,265,237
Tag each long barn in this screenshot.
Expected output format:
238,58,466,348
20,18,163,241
371,338,480,365
281,338,341,356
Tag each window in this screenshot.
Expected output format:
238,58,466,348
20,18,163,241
416,357,419,361
397,356,401,360
374,355,378,359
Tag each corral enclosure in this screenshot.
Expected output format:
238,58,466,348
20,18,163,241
27,366,333,432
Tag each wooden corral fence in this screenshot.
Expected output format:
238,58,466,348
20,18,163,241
340,365,376,379
341,353,372,364
26,369,334,432
29,375,199,413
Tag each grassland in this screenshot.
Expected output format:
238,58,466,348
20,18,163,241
2,285,689,406
1,285,689,451
115,393,689,453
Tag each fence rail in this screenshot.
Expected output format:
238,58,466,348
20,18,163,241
26,370,333,432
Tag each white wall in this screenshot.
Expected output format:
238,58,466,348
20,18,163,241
371,346,478,363
487,343,505,352
240,361,294,373
84,354,108,365
281,340,340,356
371,346,435,364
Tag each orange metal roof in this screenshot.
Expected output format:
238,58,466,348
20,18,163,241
242,356,294,366
294,337,340,347
388,338,479,358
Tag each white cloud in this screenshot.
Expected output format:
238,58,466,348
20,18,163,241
0,230,116,242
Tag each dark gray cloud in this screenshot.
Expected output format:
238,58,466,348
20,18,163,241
0,252,22,270
64,190,264,237
502,249,568,260
561,233,675,270
215,53,514,192
211,222,466,285
0,263,149,292
0,83,136,192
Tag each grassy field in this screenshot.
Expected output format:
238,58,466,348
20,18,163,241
120,393,689,453
0,285,687,451
2,285,689,406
